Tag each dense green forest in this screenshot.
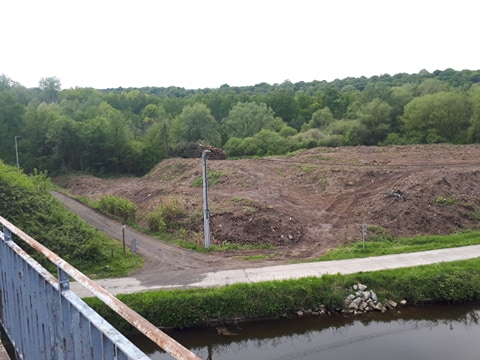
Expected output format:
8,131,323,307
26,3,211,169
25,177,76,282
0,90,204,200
1,68,480,176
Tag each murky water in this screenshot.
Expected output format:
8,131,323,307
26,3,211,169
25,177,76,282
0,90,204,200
130,302,480,359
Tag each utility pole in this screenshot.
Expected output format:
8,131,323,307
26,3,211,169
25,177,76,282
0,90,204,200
15,136,21,167
202,150,211,249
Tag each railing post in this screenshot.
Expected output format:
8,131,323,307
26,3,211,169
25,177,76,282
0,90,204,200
58,267,70,292
2,226,12,242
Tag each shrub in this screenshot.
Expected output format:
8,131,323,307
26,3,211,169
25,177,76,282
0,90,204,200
98,195,137,223
146,198,184,232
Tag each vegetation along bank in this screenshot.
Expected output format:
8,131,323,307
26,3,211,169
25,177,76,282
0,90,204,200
85,257,480,331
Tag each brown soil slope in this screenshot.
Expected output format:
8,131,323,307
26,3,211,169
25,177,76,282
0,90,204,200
58,144,480,261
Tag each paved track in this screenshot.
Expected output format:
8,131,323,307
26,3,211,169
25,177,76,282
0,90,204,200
71,244,480,297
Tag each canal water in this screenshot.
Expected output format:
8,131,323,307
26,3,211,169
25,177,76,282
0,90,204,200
131,302,480,359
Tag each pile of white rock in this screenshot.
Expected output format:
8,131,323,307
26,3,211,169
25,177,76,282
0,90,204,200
344,283,406,314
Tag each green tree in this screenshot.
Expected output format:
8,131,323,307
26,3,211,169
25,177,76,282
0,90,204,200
140,103,168,131
390,84,416,122
145,121,170,161
306,107,335,130
100,102,133,173
294,90,318,126
0,74,14,90
46,115,82,170
402,91,471,143
467,84,480,142
39,76,61,103
81,116,112,173
60,87,102,121
316,86,350,119
22,103,59,171
253,129,290,155
223,102,281,139
417,79,450,95
261,84,297,127
356,99,393,145
170,103,220,147
0,92,24,164
360,82,392,103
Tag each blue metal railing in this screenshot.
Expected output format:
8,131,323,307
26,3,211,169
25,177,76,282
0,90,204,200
0,216,200,360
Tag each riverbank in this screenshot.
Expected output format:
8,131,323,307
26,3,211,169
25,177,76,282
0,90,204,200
85,256,480,331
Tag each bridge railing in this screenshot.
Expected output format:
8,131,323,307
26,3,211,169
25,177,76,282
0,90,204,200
0,215,200,360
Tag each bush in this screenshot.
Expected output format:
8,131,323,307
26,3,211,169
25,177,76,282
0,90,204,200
146,198,184,232
0,161,141,276
98,195,137,223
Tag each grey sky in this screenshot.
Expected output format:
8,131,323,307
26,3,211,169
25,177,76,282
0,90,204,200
2,0,478,89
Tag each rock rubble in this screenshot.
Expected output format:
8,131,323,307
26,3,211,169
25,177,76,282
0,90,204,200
343,283,405,314
291,283,406,319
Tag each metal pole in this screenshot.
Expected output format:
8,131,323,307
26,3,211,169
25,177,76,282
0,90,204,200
362,222,367,252
122,224,126,254
202,150,211,249
15,136,21,167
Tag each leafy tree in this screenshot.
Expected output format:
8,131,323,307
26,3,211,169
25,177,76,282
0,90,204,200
279,125,297,138
223,102,280,139
467,84,480,142
417,79,450,95
316,86,350,119
145,121,170,161
306,107,335,130
0,92,24,164
46,115,82,170
294,90,318,126
81,117,108,172
253,129,290,155
356,99,393,145
0,74,14,90
324,119,361,146
170,103,220,147
100,102,133,173
140,103,168,131
360,81,392,103
39,76,61,103
402,91,471,143
200,89,237,122
125,89,148,114
60,87,102,121
22,103,60,171
261,85,297,127
390,84,416,122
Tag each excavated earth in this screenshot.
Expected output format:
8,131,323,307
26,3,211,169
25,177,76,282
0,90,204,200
57,144,480,262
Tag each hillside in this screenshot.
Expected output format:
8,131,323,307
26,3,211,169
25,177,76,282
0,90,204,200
58,144,480,260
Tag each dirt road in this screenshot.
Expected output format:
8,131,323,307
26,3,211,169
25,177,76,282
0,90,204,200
53,192,269,287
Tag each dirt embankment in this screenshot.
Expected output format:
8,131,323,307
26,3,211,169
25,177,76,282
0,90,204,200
56,144,480,261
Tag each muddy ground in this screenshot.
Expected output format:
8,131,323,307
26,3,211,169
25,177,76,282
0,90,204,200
56,144,480,262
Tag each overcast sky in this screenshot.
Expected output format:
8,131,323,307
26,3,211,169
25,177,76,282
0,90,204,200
1,0,478,90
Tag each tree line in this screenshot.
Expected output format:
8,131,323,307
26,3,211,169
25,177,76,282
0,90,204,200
1,68,479,176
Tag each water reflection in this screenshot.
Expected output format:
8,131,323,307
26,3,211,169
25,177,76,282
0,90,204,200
130,302,480,359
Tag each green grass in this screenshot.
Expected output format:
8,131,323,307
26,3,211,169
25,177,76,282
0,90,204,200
316,230,480,261
76,236,144,278
190,170,223,187
436,196,458,205
86,257,480,330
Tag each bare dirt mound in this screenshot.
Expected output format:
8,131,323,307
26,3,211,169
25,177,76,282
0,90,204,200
57,144,480,261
